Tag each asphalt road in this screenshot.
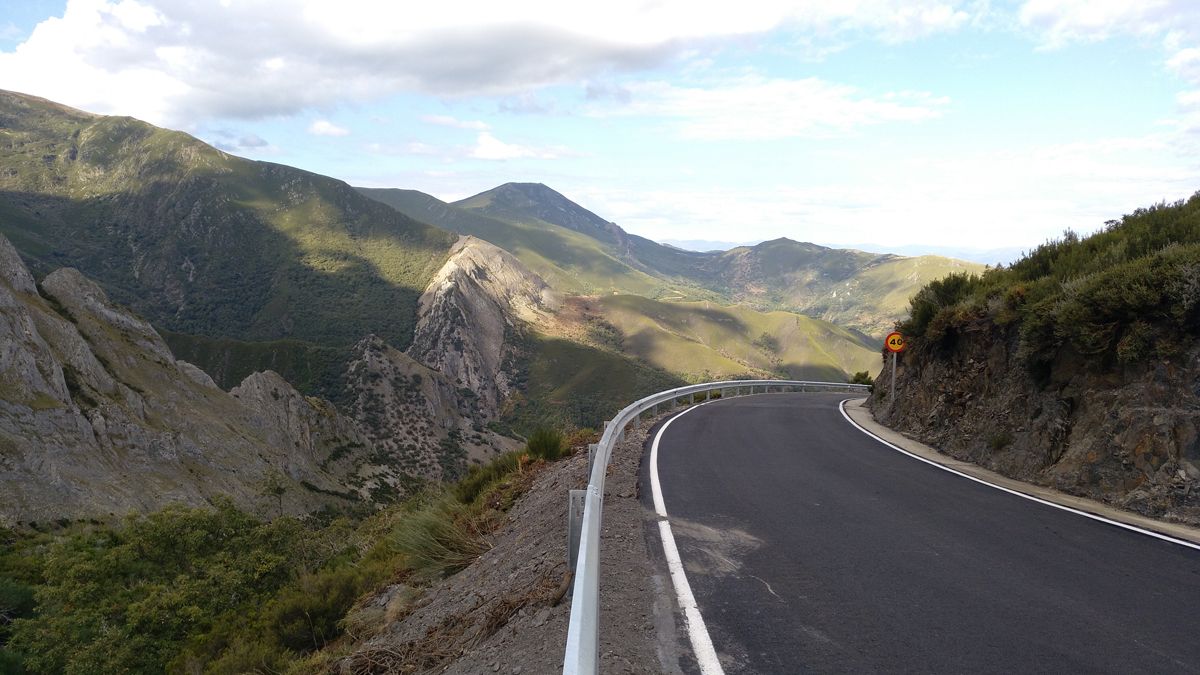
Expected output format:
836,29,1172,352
644,392,1200,674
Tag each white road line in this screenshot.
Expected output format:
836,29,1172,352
838,399,1200,553
651,402,726,675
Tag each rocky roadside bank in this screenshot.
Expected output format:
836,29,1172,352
871,322,1200,527
336,417,681,674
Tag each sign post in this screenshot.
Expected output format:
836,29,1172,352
884,331,906,403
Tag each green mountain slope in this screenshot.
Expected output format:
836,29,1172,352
359,186,695,298
362,182,983,336
0,90,455,352
572,295,879,383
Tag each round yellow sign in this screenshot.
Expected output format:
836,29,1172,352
885,331,906,353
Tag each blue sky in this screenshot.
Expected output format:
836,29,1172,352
2,1,1199,258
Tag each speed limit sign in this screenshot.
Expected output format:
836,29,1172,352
885,331,906,353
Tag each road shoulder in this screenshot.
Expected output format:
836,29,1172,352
843,397,1200,547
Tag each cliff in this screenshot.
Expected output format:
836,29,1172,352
408,236,559,419
0,233,382,523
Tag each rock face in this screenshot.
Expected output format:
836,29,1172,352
0,234,380,524
872,319,1200,525
408,236,559,418
345,335,518,485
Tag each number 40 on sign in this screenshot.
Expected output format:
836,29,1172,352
884,331,905,401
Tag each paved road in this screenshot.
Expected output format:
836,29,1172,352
644,392,1200,674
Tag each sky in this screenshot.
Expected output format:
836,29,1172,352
1,0,1199,258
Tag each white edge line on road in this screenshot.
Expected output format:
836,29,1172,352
651,401,726,675
838,399,1200,553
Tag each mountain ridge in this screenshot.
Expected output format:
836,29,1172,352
361,184,983,336
0,88,456,351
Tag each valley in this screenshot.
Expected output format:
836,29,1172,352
0,89,969,480
3,87,1172,675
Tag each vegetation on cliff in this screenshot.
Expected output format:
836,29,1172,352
901,192,1200,378
0,436,570,674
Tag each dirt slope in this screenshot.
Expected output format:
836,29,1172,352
336,420,680,674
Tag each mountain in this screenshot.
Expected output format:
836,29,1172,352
0,90,455,354
562,295,878,383
0,226,537,523
829,242,1027,266
0,233,383,522
873,193,1200,524
660,238,764,251
357,186,684,299
703,238,979,336
361,183,983,336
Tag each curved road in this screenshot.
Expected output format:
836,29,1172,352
645,392,1200,674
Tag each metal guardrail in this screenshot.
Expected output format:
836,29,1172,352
561,379,871,674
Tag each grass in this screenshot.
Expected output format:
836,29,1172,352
525,427,567,461
391,492,492,580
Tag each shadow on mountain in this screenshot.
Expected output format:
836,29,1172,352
0,186,447,351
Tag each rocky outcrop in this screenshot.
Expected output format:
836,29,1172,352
0,234,381,524
408,236,559,418
872,318,1200,525
345,335,518,485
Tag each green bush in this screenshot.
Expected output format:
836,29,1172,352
903,272,982,337
270,568,363,652
454,452,524,505
391,494,490,580
897,191,1200,376
526,427,566,461
849,371,874,386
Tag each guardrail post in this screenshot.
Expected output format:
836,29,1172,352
567,489,587,573
587,443,598,477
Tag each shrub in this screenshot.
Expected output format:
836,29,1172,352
454,451,524,505
526,427,566,461
849,371,874,386
391,495,490,580
269,568,363,652
903,272,982,337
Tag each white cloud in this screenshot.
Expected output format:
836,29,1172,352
0,0,979,126
469,132,564,160
591,76,947,140
308,119,349,136
1018,0,1194,47
421,114,489,130
565,132,1198,250
207,129,273,154
1168,47,1200,82
0,22,25,42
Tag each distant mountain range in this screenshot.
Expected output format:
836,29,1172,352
667,238,1026,266
829,243,1027,266
359,183,983,337
660,239,764,252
